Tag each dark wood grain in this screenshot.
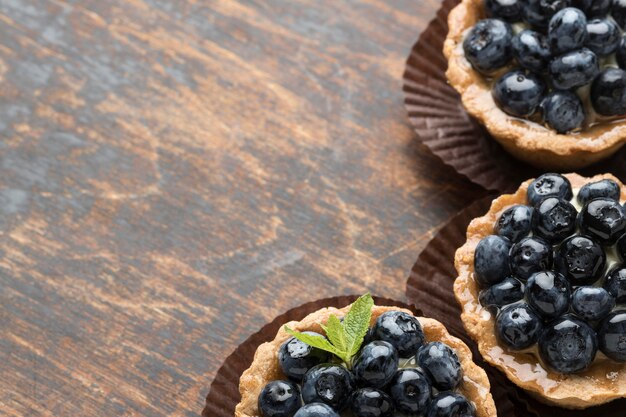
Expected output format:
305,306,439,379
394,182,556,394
0,1,484,416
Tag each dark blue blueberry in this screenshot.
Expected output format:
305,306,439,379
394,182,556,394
590,68,626,116
426,392,476,417
598,310,626,362
510,236,553,280
463,19,513,74
548,8,588,55
370,311,424,357
604,267,626,304
540,90,585,133
587,0,612,16
492,69,546,117
512,30,552,72
578,198,626,244
524,0,572,29
350,388,394,417
479,276,525,311
495,204,534,242
614,0,626,29
496,304,543,349
532,197,578,242
526,271,571,320
549,48,599,90
538,315,598,373
617,36,626,69
301,364,355,410
293,403,339,417
417,342,462,391
527,173,573,205
555,235,606,285
388,369,431,415
577,179,621,205
586,19,620,55
572,287,615,322
486,0,524,21
474,235,512,287
353,341,398,388
619,235,626,260
279,332,331,381
258,380,301,417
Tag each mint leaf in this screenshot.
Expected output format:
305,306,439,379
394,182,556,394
322,314,347,353
284,326,344,359
343,293,374,357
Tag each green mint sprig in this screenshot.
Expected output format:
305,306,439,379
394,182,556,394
284,293,374,366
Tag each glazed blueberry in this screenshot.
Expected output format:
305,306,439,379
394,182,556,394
527,173,573,205
301,364,355,410
495,205,534,243
617,36,626,69
524,0,572,29
388,369,431,415
586,19,620,56
279,332,331,381
353,341,398,388
492,69,546,117
474,235,512,287
555,235,606,285
526,271,571,320
572,287,615,322
258,380,301,417
619,235,626,260
426,392,476,417
614,0,626,29
486,0,524,21
590,68,626,116
350,388,394,417
538,315,598,373
496,304,543,349
370,311,424,357
577,179,621,205
532,197,578,242
604,267,626,304
549,48,599,90
510,236,553,280
417,342,463,391
479,276,525,311
548,8,588,55
540,90,585,133
463,19,513,73
598,310,626,361
293,403,339,417
578,198,626,244
512,30,552,72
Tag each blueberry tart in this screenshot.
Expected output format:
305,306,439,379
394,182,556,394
454,173,626,408
444,0,626,170
235,294,497,417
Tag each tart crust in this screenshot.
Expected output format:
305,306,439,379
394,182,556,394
235,304,497,417
443,0,626,170
454,173,626,409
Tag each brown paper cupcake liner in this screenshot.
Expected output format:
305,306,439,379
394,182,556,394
402,0,626,193
407,195,626,415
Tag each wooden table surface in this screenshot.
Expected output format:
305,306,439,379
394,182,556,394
1,1,485,415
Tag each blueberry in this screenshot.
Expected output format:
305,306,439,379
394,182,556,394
352,341,398,388
587,0,612,16
417,342,463,391
619,235,626,260
492,69,546,117
463,19,513,74
524,0,572,29
617,36,626,69
301,364,355,410
586,19,620,56
532,197,578,242
426,392,476,417
258,380,302,417
555,235,606,285
549,48,599,90
279,332,331,381
548,8,588,55
614,0,626,29
572,287,615,322
578,198,626,244
512,30,552,72
486,0,524,22
538,315,598,373
496,304,543,349
479,276,526,311
388,369,431,415
577,179,621,205
604,267,626,303
370,311,424,357
598,310,626,361
474,235,512,286
526,271,571,320
350,388,394,417
527,173,573,205
540,90,585,133
495,204,534,242
590,68,626,116
510,236,554,280
293,403,339,417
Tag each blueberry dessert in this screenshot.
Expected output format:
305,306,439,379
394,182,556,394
235,295,497,417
